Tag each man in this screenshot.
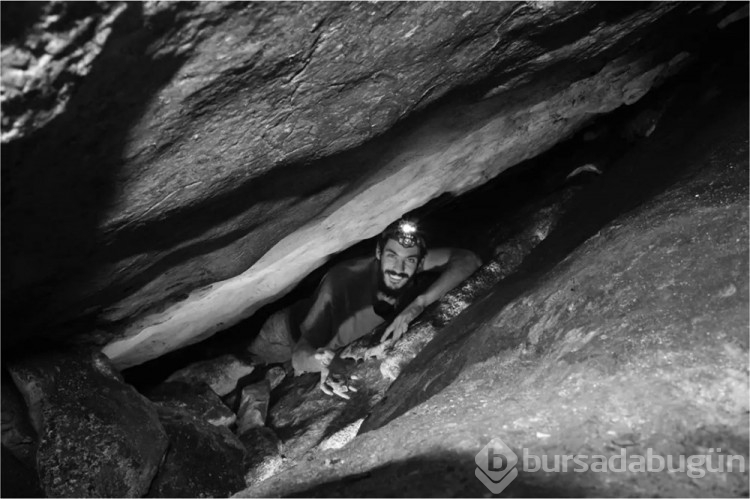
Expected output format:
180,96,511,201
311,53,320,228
248,218,481,398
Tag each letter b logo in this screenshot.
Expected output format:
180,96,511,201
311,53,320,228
475,438,518,494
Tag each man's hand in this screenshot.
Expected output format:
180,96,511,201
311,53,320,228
315,349,359,399
380,299,425,344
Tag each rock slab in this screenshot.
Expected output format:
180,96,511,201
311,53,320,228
8,349,168,497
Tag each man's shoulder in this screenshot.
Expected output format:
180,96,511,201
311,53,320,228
326,256,374,283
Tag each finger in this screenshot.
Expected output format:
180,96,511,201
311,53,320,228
332,386,351,400
331,380,348,392
380,325,393,343
347,385,358,393
350,375,360,381
398,324,408,339
320,382,334,396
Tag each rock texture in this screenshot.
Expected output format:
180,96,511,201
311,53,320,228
147,381,237,428
148,404,247,498
7,349,168,497
1,2,736,368
234,55,749,498
165,353,255,397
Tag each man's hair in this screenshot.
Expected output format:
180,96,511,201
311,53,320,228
377,218,427,257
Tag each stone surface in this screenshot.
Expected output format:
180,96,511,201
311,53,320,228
0,2,736,369
233,57,749,498
148,405,247,498
165,353,255,396
237,380,271,434
265,366,288,391
1,373,37,469
7,349,168,497
240,427,284,489
147,381,236,427
0,2,127,141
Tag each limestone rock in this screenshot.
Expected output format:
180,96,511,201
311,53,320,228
7,349,168,498
147,381,236,428
148,405,247,498
165,354,255,396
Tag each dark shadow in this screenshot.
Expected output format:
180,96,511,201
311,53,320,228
283,451,592,497
1,446,45,498
2,3,192,355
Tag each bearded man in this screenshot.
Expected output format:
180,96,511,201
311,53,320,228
248,218,481,398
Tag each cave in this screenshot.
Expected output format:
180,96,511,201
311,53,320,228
1,2,748,498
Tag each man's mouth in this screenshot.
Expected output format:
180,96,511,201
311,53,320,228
385,271,408,285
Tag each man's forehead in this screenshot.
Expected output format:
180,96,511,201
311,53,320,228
383,238,421,257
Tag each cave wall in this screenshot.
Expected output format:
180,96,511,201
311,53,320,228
1,2,742,368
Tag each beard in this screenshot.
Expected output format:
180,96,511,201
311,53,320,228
373,263,414,318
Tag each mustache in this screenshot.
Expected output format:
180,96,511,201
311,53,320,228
385,270,408,279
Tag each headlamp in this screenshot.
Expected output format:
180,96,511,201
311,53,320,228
396,220,419,248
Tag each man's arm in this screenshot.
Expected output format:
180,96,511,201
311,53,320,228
380,247,482,343
291,274,336,375
291,337,325,374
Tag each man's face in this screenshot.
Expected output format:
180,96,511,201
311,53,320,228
377,238,422,292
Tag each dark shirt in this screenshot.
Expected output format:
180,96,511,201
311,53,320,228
296,257,385,350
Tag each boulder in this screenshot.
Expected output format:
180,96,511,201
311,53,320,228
165,354,255,396
236,380,271,433
148,405,247,498
147,381,236,428
235,380,284,488
7,349,168,497
240,427,284,489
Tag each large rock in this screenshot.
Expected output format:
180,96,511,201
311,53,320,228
1,2,736,368
165,353,255,397
7,349,168,497
147,381,236,428
148,405,247,498
233,55,749,498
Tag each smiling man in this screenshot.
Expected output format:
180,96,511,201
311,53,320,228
248,218,481,398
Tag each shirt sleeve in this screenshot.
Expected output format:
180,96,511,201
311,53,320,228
298,273,336,349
